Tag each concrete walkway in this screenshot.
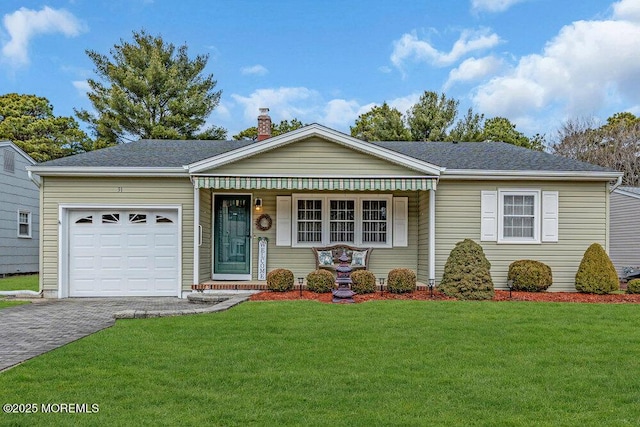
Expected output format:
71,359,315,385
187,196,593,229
0,293,253,372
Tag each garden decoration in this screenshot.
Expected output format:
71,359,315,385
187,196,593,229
332,250,355,303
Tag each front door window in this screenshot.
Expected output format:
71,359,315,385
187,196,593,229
214,195,251,275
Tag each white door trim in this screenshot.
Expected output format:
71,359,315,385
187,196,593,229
59,204,182,298
211,193,253,280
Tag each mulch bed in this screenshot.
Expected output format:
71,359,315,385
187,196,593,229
250,289,640,304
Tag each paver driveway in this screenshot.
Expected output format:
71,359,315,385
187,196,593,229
0,296,249,371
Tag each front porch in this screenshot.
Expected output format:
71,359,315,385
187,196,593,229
192,280,433,292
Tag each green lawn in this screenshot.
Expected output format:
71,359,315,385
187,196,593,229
1,300,639,426
0,300,28,309
0,274,38,292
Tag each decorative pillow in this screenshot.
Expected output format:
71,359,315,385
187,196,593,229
317,250,334,266
351,250,368,267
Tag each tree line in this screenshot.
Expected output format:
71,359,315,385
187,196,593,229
1,29,637,187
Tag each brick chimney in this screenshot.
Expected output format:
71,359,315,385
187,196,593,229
257,107,272,141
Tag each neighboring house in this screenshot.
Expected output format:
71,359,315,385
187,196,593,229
28,116,622,298
0,140,39,276
610,186,640,276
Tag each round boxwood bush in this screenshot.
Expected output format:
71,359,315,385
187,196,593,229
350,270,376,294
508,260,553,292
627,279,640,294
439,239,494,300
267,268,294,292
386,268,416,294
306,269,335,293
575,243,619,294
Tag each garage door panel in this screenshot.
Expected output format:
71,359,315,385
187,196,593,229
128,234,152,249
69,209,179,297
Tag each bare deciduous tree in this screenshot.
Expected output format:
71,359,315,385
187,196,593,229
552,115,640,186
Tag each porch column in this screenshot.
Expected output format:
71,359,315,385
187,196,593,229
193,185,200,292
429,188,436,283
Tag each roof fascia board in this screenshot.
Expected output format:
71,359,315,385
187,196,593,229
26,166,188,177
0,140,36,165
442,169,623,181
188,124,443,175
190,173,439,179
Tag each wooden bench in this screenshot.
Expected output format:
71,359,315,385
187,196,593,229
312,244,373,272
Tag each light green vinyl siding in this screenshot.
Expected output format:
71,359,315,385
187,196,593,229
199,189,212,282
434,180,609,292
40,176,194,295
205,190,421,281
205,137,424,176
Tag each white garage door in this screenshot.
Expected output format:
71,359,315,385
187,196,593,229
68,209,179,297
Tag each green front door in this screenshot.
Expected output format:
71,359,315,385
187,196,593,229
214,195,251,277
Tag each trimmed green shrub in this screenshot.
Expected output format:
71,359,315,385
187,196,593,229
387,268,416,294
350,270,376,294
306,269,335,293
626,279,640,294
575,243,619,294
508,260,553,292
439,239,494,300
267,268,294,292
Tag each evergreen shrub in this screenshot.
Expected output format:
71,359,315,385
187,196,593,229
387,268,416,293
575,243,619,294
507,260,553,292
626,279,640,294
350,270,376,294
306,269,335,293
267,268,294,292
439,239,494,300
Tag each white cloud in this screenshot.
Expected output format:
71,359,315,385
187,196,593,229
240,64,268,76
472,9,640,128
444,56,504,89
613,0,640,22
231,87,321,123
391,28,501,70
471,0,527,13
72,80,91,95
1,6,86,66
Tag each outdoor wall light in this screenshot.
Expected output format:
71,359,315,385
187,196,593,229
298,277,304,297
254,197,263,211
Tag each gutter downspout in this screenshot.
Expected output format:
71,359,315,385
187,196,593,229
609,175,623,193
28,170,41,188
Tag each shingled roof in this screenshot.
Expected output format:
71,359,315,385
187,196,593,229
35,130,617,175
370,140,615,172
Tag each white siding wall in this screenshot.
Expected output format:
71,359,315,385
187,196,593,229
0,147,39,275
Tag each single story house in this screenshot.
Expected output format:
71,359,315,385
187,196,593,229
610,186,640,276
0,140,39,276
28,114,622,298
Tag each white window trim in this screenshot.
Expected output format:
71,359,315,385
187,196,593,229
497,189,540,244
17,210,32,238
291,193,393,248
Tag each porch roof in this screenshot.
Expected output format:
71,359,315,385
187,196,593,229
192,175,436,191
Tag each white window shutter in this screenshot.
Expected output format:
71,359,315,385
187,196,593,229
480,191,498,242
276,196,292,246
542,191,559,242
393,197,408,247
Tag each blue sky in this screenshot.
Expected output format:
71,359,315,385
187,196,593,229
1,0,639,141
